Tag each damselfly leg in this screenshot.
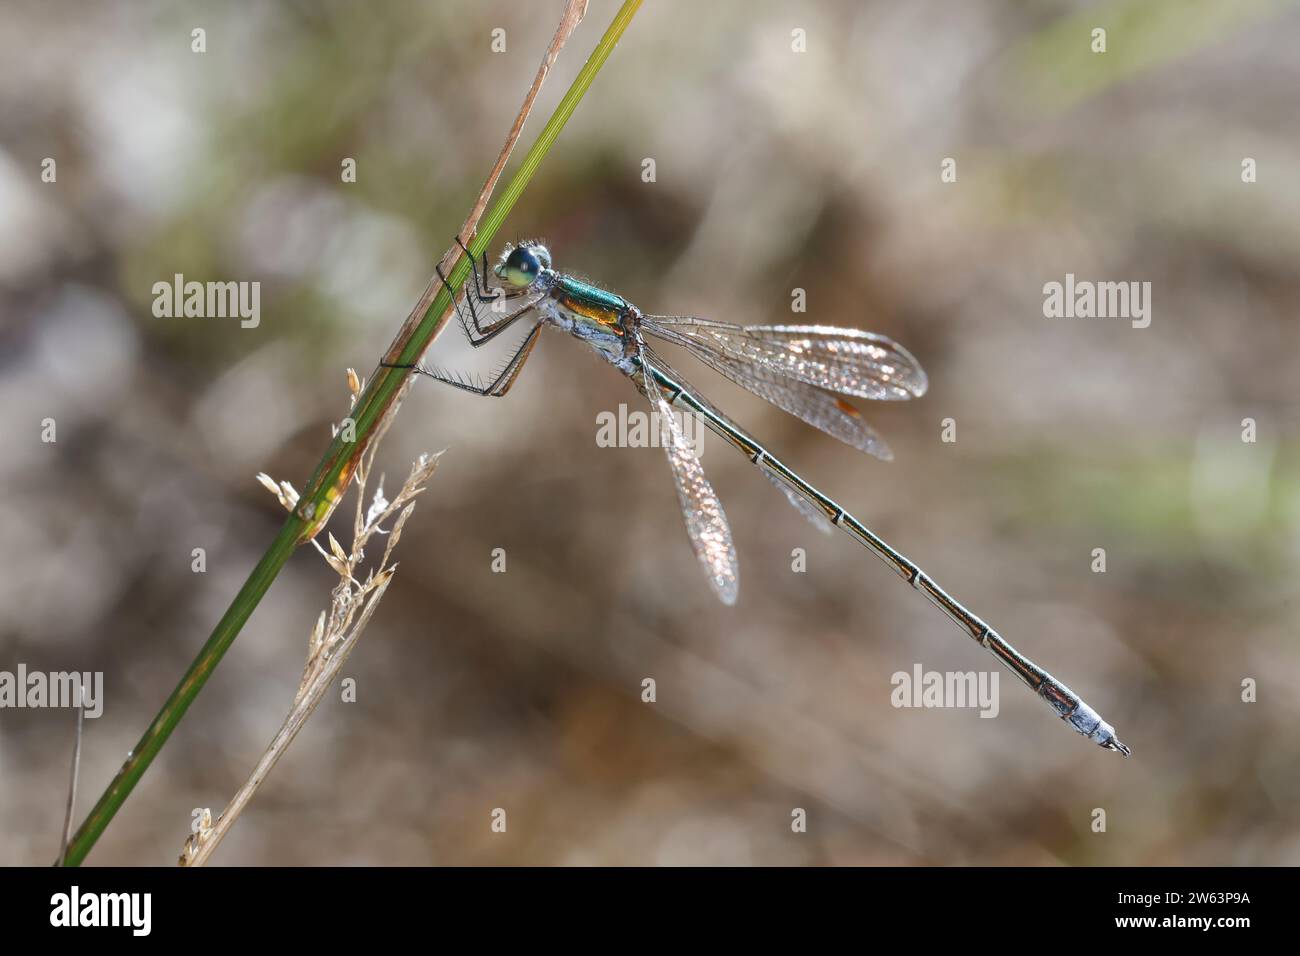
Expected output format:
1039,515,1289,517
455,236,503,306
437,261,542,347
380,243,544,396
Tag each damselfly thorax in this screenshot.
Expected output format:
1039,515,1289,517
541,275,642,376
382,238,1130,756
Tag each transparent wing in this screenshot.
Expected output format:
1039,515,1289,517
642,344,833,535
642,317,928,401
639,353,739,605
646,332,895,460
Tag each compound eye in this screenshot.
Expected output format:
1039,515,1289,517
501,247,542,287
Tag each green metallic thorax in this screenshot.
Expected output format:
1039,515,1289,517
553,274,630,327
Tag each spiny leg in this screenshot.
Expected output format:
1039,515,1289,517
433,262,539,347
437,261,488,345
423,238,501,345
455,235,500,304
452,235,531,345
381,320,543,398
484,321,543,396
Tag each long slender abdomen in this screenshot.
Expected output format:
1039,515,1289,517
646,363,1130,755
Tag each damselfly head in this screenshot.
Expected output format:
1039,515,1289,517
495,241,551,288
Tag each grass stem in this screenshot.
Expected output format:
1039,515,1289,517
58,0,643,866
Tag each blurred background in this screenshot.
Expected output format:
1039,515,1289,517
2,0,1298,865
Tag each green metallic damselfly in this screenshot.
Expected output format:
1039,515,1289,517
383,238,1130,755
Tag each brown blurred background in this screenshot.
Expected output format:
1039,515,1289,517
2,0,1298,865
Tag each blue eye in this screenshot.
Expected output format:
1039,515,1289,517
496,244,551,287
501,249,538,286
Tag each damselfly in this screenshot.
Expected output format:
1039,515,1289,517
385,239,1130,755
